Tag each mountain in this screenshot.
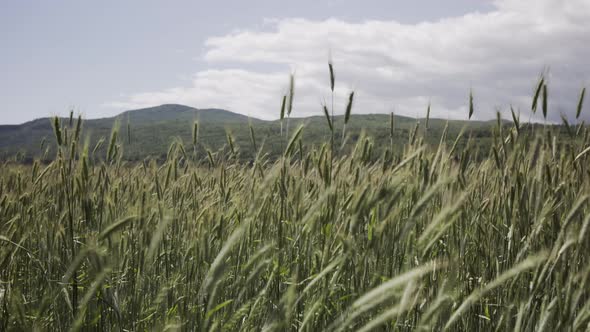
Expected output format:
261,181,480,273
0,104,498,162
119,104,255,124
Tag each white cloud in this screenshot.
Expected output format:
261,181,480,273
105,69,289,118
107,0,590,122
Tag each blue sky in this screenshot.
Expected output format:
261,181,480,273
1,0,588,124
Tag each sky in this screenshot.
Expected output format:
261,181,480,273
1,0,589,124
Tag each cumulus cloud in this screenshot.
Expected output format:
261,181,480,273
107,0,590,122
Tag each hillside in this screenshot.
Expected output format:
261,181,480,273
0,104,502,162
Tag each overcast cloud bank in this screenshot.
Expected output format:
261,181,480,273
107,0,590,122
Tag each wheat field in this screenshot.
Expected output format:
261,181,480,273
1,75,590,331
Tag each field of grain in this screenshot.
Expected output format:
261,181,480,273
1,76,590,331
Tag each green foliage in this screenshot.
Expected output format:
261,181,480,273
323,104,333,132
344,91,354,125
577,87,586,119
2,69,590,331
1,100,589,330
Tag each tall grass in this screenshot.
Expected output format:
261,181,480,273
0,76,589,331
